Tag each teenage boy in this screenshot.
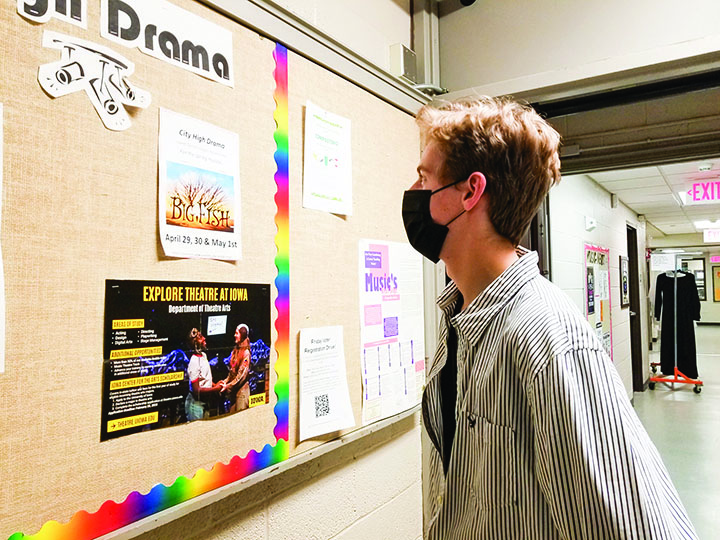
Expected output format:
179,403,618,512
403,97,697,539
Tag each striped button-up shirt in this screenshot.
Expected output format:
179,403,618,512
422,250,697,539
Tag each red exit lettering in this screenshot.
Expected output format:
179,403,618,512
689,181,720,202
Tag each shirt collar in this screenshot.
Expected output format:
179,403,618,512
437,248,540,343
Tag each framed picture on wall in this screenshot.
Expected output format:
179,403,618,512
695,271,707,301
683,257,707,301
713,266,720,302
619,256,630,308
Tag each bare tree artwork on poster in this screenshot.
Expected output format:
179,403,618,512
167,172,232,232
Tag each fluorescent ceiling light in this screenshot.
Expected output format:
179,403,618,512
694,220,720,229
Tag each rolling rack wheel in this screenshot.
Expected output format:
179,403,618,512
693,385,702,394
648,382,655,390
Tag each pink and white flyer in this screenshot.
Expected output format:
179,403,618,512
358,240,425,424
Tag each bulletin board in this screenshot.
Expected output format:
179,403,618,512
584,244,613,360
0,1,420,538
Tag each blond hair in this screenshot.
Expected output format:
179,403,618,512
416,96,561,246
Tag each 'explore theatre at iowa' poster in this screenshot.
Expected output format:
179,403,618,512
101,280,271,441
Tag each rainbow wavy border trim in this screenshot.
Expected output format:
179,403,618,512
271,43,290,444
9,43,291,540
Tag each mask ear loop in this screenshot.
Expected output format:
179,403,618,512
431,178,468,227
430,178,465,195
444,209,465,227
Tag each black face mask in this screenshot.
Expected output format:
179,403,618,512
402,180,466,263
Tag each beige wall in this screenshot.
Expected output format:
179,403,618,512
275,0,411,72
208,2,418,536
0,0,420,537
439,0,720,97
549,174,650,399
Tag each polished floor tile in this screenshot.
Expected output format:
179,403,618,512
634,324,720,540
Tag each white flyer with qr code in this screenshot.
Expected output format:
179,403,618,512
298,326,355,441
359,240,425,424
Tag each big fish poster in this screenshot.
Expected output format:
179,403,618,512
159,108,241,260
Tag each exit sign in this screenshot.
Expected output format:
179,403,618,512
684,181,720,205
703,229,720,243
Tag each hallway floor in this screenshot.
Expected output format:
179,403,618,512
633,324,720,540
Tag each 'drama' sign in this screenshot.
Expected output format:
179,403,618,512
101,0,234,86
18,0,235,87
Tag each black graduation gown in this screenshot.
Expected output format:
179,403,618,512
654,272,701,378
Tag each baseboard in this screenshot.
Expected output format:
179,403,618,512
697,321,720,325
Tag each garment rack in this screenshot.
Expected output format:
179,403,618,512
649,256,703,394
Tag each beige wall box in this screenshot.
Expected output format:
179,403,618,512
390,43,417,84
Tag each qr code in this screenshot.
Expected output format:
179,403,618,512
314,393,330,418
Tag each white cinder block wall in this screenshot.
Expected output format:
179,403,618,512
274,0,411,72
549,175,650,399
263,423,423,540
138,415,423,539
439,0,720,96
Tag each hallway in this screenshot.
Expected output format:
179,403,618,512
633,324,720,540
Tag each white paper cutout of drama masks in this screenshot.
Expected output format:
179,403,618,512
38,30,151,131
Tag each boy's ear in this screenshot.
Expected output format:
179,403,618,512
462,172,486,210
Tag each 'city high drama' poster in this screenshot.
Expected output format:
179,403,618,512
101,280,271,441
158,108,241,260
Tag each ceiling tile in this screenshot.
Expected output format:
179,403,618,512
651,224,675,235
619,193,677,204
588,166,660,183
659,159,720,176
681,203,720,214
649,218,691,226
581,160,720,234
665,173,693,187
654,223,697,235
668,173,720,189
644,215,687,223
630,200,678,208
675,225,703,234
595,177,666,190
683,206,720,218
614,185,672,197
631,204,680,214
